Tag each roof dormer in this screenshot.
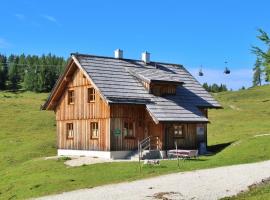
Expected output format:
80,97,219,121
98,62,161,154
127,67,183,96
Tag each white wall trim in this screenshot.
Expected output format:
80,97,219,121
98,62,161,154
58,149,111,159
58,149,133,159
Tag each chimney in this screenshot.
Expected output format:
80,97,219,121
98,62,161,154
114,49,123,59
141,51,150,64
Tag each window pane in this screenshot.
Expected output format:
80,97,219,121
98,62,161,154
129,122,133,130
91,122,99,138
129,129,133,136
174,124,183,136
124,122,128,129
123,128,127,136
88,88,95,102
68,90,74,104
67,123,74,138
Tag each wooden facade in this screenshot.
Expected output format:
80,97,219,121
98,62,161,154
52,64,208,153
55,68,110,151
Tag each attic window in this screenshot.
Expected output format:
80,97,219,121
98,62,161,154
152,87,161,96
151,84,177,96
88,88,95,102
66,123,74,139
68,90,75,104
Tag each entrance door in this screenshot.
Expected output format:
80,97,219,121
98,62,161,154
164,124,176,150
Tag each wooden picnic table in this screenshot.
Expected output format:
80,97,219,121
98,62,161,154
167,149,198,159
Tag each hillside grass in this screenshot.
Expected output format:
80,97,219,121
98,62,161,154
0,85,270,199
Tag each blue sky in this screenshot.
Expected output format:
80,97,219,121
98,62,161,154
0,0,270,90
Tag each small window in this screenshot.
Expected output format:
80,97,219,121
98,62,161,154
91,122,99,139
68,90,75,104
123,121,135,137
174,124,184,137
88,88,95,102
152,87,161,96
66,123,74,139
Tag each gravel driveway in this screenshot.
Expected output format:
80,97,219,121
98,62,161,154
36,160,270,200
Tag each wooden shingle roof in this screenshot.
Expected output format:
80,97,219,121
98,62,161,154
72,53,221,123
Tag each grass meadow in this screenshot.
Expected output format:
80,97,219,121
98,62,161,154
0,85,270,199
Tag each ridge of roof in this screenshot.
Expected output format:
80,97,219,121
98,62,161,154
70,52,183,67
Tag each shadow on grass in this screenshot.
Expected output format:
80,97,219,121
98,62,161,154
207,141,234,155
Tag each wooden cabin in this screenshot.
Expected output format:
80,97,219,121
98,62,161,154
42,50,221,159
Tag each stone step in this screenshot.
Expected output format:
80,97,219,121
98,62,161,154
128,150,162,160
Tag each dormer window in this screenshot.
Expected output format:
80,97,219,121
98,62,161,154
150,83,177,96
152,86,161,96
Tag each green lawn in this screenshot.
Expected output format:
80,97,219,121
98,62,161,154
222,180,270,200
0,85,270,199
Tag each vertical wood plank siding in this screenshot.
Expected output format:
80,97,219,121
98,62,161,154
110,104,146,151
55,67,209,152
55,68,110,151
164,124,197,149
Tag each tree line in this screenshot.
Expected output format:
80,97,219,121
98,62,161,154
202,83,228,93
0,53,66,92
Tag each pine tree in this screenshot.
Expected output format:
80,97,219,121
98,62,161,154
8,55,21,91
0,54,8,90
252,29,270,82
252,58,262,86
211,84,219,93
202,83,209,92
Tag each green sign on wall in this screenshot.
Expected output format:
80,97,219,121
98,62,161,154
114,128,121,136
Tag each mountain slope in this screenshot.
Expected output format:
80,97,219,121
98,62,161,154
0,85,269,199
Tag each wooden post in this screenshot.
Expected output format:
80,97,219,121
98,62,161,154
138,140,141,173
149,137,151,151
175,141,179,168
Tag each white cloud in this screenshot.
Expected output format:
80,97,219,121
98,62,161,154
188,67,253,90
41,15,59,24
14,13,26,20
0,38,10,49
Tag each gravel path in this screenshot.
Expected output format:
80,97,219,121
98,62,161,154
37,160,270,200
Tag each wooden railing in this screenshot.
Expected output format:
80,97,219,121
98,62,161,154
138,136,150,158
150,136,159,150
